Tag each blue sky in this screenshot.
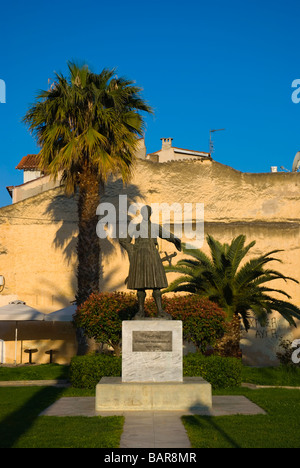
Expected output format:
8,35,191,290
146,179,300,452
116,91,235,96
0,0,299,207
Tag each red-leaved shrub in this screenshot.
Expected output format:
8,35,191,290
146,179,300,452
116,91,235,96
74,292,226,355
74,292,137,356
145,295,226,353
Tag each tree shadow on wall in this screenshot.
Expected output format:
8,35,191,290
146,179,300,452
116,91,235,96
43,190,78,266
44,177,145,290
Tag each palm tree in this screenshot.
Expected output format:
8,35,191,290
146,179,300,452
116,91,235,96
165,234,300,354
23,62,152,307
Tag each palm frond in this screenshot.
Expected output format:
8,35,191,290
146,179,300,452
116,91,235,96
23,62,153,194
227,235,256,276
165,233,300,330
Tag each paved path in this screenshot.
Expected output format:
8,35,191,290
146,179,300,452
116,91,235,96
40,394,266,418
120,412,191,448
40,394,266,449
1,381,267,448
39,397,191,447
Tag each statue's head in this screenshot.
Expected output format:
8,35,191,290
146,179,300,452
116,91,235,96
140,205,152,221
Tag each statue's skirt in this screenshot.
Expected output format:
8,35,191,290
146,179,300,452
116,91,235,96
126,242,168,290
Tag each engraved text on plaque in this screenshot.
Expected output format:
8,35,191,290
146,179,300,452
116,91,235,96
132,331,172,352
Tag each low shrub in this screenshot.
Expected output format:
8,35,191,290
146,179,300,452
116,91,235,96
69,354,121,388
69,352,241,389
74,292,226,355
74,292,137,356
183,353,242,389
146,295,227,353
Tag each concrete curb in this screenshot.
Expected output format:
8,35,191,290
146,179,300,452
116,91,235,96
0,380,70,387
242,382,300,390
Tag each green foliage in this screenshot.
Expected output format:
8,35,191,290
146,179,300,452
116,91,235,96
22,63,153,307
165,234,300,331
145,295,227,353
183,353,242,389
23,62,153,194
74,292,226,354
69,354,121,388
69,352,241,390
74,292,137,355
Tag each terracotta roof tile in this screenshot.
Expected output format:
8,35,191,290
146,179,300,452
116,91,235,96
16,154,40,170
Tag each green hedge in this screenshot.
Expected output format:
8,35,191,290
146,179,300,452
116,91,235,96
69,353,241,389
183,353,242,389
69,354,121,388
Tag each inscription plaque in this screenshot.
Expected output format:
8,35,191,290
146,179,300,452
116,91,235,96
132,331,172,352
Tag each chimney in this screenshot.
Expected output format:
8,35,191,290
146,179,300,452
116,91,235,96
135,137,146,159
161,138,173,150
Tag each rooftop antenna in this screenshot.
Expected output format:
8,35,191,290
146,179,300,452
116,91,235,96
280,166,290,172
209,128,225,155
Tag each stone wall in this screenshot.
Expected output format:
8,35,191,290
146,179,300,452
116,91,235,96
0,158,299,364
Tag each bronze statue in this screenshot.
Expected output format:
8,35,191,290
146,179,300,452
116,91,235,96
119,205,181,320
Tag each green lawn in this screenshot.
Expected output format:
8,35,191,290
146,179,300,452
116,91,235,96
1,364,300,448
182,387,300,448
0,386,123,448
1,385,299,448
0,364,70,381
241,365,300,387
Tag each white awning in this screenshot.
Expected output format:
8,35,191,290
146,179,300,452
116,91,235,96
0,301,45,321
44,304,77,322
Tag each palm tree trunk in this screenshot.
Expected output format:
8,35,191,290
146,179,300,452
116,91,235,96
75,164,101,355
231,314,242,357
215,314,242,358
76,163,101,306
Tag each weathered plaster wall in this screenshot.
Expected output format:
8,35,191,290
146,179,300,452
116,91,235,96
0,158,299,365
0,188,78,311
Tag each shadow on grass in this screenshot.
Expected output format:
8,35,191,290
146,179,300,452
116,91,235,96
0,386,66,448
182,414,241,448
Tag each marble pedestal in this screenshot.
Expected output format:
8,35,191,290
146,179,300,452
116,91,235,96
96,320,212,412
122,320,182,382
96,376,212,411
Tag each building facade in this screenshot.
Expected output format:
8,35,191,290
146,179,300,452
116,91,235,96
0,138,300,365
